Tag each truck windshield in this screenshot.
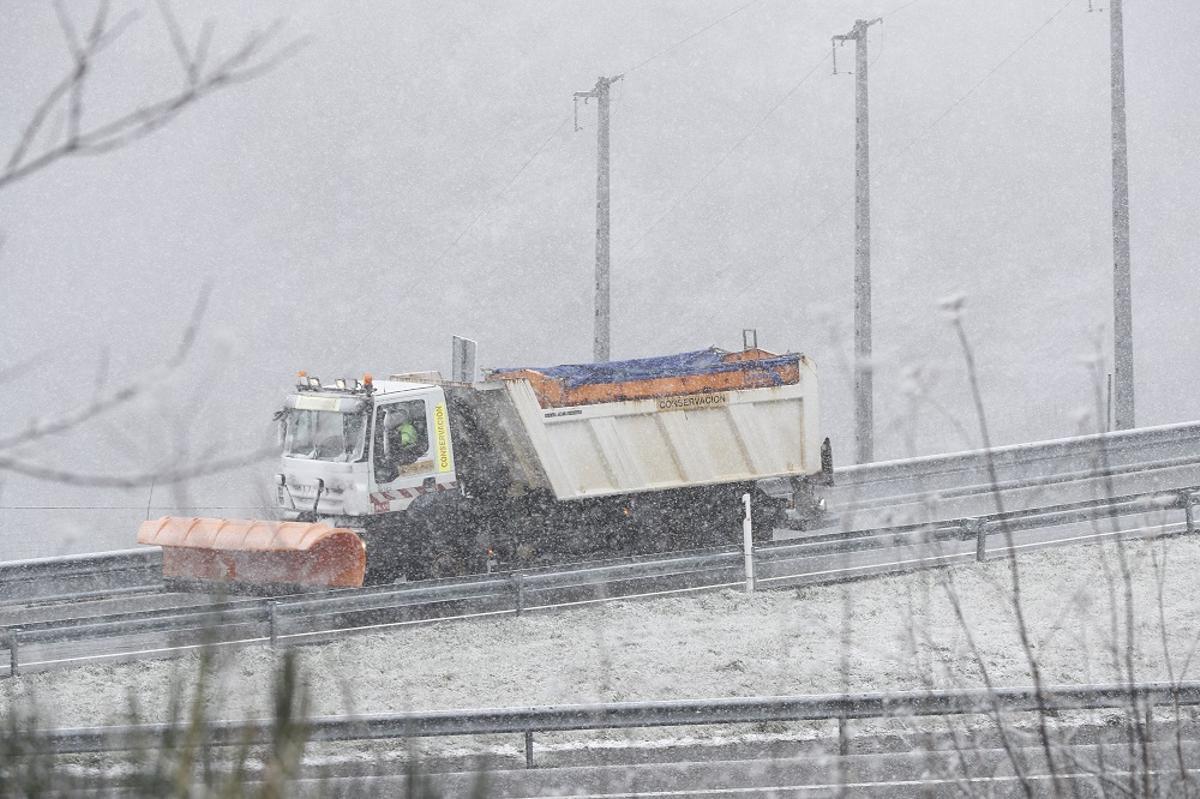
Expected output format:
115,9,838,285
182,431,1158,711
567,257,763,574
283,410,367,462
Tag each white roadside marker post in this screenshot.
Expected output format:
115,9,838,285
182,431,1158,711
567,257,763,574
742,493,755,594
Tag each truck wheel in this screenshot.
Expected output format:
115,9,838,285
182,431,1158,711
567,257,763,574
404,493,480,580
362,524,406,585
751,493,786,543
701,487,747,549
428,547,467,579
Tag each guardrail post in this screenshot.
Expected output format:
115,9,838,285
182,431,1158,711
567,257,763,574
8,628,20,678
513,573,526,617
742,493,755,594
964,518,987,562
268,601,279,649
1183,492,1196,536
524,730,535,768
837,715,849,756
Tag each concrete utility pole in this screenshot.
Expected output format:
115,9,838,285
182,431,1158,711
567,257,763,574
1109,0,1134,429
575,75,622,362
832,18,881,464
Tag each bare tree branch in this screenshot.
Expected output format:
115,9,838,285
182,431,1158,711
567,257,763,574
52,0,84,59
1,2,306,193
90,6,140,52
6,7,136,174
92,345,111,401
155,0,195,85
0,446,277,490
0,348,47,388
7,73,75,173
0,282,211,452
193,19,215,77
0,7,303,493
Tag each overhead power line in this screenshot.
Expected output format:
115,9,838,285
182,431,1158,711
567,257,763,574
615,1,930,285
732,0,1082,291
624,0,769,75
880,0,925,20
891,0,1078,159
420,0,771,312
428,113,573,271
621,49,832,268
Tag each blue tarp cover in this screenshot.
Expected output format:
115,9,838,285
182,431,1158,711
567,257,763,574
491,348,799,389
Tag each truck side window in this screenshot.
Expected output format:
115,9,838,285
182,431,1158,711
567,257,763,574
374,400,429,483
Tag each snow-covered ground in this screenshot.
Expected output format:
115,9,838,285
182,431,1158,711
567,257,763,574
7,532,1200,731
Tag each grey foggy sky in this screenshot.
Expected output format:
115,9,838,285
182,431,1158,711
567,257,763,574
1,0,1198,556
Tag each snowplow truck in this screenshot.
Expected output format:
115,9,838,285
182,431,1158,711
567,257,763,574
138,347,832,590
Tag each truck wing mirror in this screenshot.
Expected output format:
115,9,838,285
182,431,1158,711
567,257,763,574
381,414,392,458
274,410,288,447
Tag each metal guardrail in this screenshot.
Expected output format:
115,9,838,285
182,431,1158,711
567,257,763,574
33,681,1200,766
2,547,744,677
958,490,1199,561
834,419,1200,503
5,419,1200,607
4,487,1197,678
0,548,161,605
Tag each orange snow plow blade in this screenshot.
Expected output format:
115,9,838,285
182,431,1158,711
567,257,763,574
137,517,366,590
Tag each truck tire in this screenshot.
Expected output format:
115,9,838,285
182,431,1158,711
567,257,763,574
750,490,786,543
401,491,482,580
361,521,407,585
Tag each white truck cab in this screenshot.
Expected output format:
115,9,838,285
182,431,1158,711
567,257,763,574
276,377,458,522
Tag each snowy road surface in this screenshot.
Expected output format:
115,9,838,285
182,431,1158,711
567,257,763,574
5,505,1184,678
6,529,1200,741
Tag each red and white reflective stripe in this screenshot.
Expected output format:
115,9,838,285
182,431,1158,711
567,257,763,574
369,481,458,507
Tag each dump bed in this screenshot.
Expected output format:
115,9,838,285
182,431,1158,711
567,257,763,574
449,348,821,501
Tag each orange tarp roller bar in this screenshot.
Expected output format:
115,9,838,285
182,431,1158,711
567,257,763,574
138,517,366,589
489,347,803,408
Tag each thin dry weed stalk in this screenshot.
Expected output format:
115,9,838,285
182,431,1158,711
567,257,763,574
1082,337,1162,797
0,647,318,797
891,300,1200,797
941,294,1067,797
0,280,277,489
810,300,1200,796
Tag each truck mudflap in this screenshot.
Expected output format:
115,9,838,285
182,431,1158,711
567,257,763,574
137,517,366,590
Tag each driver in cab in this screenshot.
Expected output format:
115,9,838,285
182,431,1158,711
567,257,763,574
383,406,422,466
